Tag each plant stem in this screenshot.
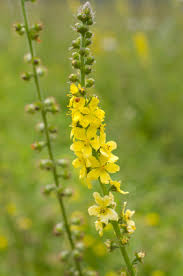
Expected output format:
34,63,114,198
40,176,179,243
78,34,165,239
99,182,136,276
20,1,83,275
79,31,135,275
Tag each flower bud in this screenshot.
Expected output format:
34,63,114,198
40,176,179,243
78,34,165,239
72,38,81,49
62,188,73,197
36,66,47,77
21,72,33,81
84,65,92,75
31,141,46,151
53,222,64,236
76,242,85,251
14,23,25,36
86,56,95,65
86,18,94,26
85,31,93,39
48,125,58,134
25,103,40,114
121,236,129,245
72,229,84,240
72,249,82,260
72,52,80,60
85,270,98,276
44,97,56,107
72,60,81,69
71,217,82,226
85,38,92,47
135,251,145,263
57,159,69,168
42,184,55,195
33,57,41,66
58,250,70,262
75,23,88,34
39,159,53,170
69,73,79,82
24,53,32,63
34,23,43,32
36,122,45,132
104,239,118,252
86,78,95,88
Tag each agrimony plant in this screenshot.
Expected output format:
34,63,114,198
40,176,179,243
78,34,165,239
14,0,96,275
68,2,145,275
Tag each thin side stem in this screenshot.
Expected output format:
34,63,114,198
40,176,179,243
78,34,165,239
99,182,136,276
20,1,82,275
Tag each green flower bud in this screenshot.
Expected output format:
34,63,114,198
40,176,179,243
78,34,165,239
75,23,88,34
72,60,81,69
72,37,81,49
33,57,41,66
72,52,80,60
39,159,53,170
48,125,58,134
21,72,33,81
36,66,47,77
72,249,82,260
42,184,55,195
84,65,92,75
86,18,94,26
63,188,73,197
35,122,45,132
57,159,69,168
25,103,41,114
69,73,79,82
72,229,84,240
44,97,56,107
53,222,64,236
86,56,95,65
24,53,32,63
71,217,82,226
34,23,43,32
134,251,145,264
85,31,93,39
14,23,25,36
58,250,70,262
85,38,92,47
76,242,85,251
104,239,118,252
86,78,95,88
31,141,46,151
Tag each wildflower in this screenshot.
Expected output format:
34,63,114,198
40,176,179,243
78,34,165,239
121,202,136,234
0,235,8,250
87,154,120,186
88,192,118,226
110,180,128,195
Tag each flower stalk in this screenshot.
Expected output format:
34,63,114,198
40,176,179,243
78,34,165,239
18,0,83,275
68,2,143,275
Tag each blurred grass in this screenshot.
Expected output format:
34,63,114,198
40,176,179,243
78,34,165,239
1,0,183,275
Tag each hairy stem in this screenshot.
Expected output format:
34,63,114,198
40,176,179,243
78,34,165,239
20,1,82,274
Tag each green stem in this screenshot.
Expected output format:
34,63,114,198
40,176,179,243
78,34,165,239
20,1,82,275
99,181,135,276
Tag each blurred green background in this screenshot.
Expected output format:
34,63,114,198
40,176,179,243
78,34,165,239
1,0,183,275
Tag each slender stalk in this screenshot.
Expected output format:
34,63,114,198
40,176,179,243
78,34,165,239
20,1,82,275
79,31,135,276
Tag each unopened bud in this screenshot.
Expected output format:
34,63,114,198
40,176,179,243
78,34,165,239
86,56,95,65
72,60,81,69
53,222,64,236
72,249,82,260
104,239,118,252
75,23,88,34
21,72,33,81
62,188,73,197
24,53,32,63
39,159,53,170
31,141,46,151
85,31,93,39
69,73,79,82
85,38,92,47
14,23,25,35
42,184,55,195
71,217,82,226
36,66,47,77
36,122,45,132
86,78,95,88
84,65,92,74
135,251,145,263
58,250,70,262
72,52,80,60
72,37,81,49
57,159,69,168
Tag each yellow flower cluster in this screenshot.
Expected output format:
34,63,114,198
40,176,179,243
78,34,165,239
121,202,136,234
68,83,130,235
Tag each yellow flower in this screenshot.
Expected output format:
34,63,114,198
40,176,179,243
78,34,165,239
70,83,84,95
17,217,32,230
0,235,8,250
110,180,128,195
133,32,149,65
95,220,104,236
73,153,99,185
87,154,120,185
88,192,118,226
152,270,165,276
122,202,136,234
70,126,100,158
99,125,117,158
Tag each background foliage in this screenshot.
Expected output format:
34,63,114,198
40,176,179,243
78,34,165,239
0,0,183,275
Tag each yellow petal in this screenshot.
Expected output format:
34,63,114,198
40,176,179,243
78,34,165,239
100,170,111,184
87,168,100,181
110,180,129,195
105,163,120,173
90,137,100,151
88,205,100,216
86,126,97,139
106,141,117,151
93,192,104,205
70,141,84,152
70,83,78,95
72,127,86,140
80,166,86,179
72,158,82,168
95,220,104,236
83,145,92,158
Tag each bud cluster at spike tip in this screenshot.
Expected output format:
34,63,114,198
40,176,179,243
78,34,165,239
67,1,136,241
